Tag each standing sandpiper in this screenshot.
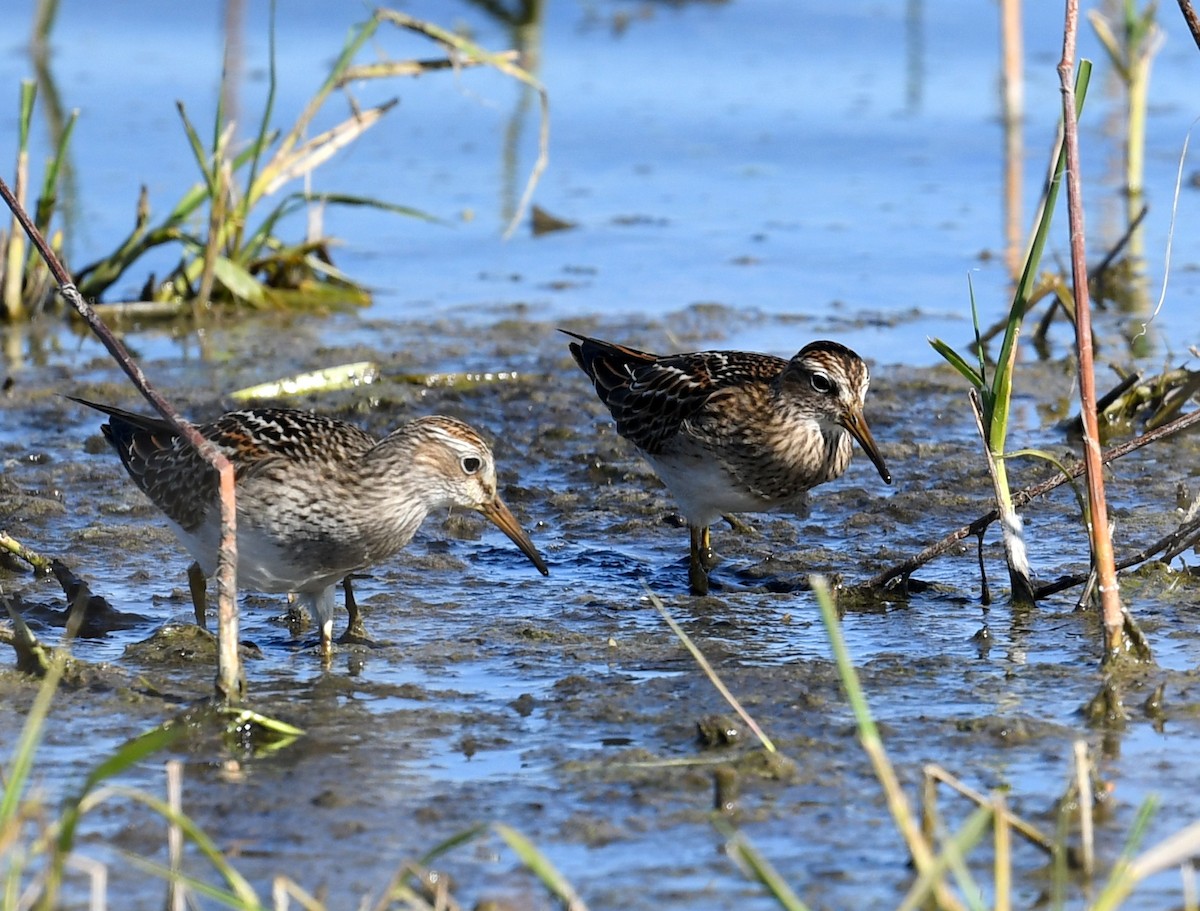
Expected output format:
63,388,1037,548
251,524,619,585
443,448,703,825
563,331,891,594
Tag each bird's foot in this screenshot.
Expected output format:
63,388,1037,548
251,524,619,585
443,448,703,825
338,621,382,648
688,559,711,596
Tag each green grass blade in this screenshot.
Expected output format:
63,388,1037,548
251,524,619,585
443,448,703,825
812,577,877,741
716,822,811,911
1091,797,1160,911
55,720,188,853
304,192,437,220
106,785,261,907
493,823,588,911
929,337,985,389
991,61,1092,455
810,577,959,905
175,101,219,199
0,644,65,826
117,852,260,910
897,805,993,911
1006,447,1088,517
36,714,187,909
240,192,436,264
967,273,988,388
209,256,266,306
34,108,77,231
417,822,489,867
238,0,278,232
17,79,36,149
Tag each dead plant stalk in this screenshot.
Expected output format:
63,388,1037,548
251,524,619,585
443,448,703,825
1058,0,1125,652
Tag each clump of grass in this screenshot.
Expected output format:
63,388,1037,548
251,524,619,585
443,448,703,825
70,9,400,313
6,5,548,320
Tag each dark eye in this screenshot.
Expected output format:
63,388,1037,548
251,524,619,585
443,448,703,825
810,372,833,394
461,456,483,475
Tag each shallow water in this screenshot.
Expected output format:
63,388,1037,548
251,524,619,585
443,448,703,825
2,1,1200,909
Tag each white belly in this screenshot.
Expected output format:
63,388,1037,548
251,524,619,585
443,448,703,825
645,452,771,527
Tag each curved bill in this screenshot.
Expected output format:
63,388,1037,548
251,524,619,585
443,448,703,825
480,497,550,576
840,405,892,485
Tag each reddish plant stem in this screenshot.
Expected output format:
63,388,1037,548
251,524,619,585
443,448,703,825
1177,0,1200,51
1058,0,1126,659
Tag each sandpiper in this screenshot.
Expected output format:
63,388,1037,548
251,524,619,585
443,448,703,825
563,331,891,594
70,397,549,655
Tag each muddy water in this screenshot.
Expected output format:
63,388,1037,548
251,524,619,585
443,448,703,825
1,312,1198,909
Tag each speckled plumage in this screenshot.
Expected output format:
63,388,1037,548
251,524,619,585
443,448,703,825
70,398,549,654
563,330,892,594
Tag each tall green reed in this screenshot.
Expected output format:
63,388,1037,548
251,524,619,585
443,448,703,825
929,62,1092,607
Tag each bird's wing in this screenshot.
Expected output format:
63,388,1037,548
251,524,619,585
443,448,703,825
564,334,787,454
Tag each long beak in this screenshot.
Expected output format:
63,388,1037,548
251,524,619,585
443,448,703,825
480,497,550,576
841,405,892,485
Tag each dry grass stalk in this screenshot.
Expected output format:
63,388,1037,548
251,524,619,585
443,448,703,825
1074,740,1095,877
2,95,28,321
994,790,1011,911
374,10,549,240
648,590,777,754
1000,0,1024,277
272,876,325,910
166,760,185,911
923,764,1056,857
867,403,1200,592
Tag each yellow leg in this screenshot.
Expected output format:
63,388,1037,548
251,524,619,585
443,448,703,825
187,562,208,629
689,526,712,595
320,619,334,664
698,525,719,570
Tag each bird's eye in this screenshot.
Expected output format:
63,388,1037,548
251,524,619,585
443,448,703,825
810,372,833,394
461,456,483,475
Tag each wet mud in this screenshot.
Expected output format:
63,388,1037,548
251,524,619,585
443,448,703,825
2,310,1200,909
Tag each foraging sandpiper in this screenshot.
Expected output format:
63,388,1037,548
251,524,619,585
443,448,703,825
71,397,549,655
